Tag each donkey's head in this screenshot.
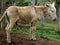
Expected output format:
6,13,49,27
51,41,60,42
46,2,57,21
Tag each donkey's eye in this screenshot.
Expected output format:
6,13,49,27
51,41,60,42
51,10,54,12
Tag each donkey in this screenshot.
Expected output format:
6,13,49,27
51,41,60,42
0,2,57,43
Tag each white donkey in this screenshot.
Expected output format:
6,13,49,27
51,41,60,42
0,2,57,43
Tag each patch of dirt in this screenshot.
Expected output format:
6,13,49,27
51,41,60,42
0,31,60,45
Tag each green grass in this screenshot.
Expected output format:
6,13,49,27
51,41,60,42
11,22,60,41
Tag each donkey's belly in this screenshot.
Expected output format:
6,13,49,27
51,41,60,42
17,18,32,24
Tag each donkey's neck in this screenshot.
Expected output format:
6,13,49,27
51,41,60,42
35,5,48,15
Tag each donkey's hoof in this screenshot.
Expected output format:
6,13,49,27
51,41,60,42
31,38,36,41
7,41,11,44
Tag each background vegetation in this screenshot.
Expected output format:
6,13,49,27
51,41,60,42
0,0,52,14
0,0,60,41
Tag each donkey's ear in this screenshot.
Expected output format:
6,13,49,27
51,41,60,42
46,4,50,7
52,1,55,6
46,2,51,7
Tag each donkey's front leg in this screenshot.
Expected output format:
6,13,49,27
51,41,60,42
29,22,37,40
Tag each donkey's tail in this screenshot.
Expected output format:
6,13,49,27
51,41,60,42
0,11,7,23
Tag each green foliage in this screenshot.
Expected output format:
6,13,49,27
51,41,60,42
38,0,48,5
16,2,29,6
57,0,60,4
57,0,60,2
25,0,32,2
16,0,25,6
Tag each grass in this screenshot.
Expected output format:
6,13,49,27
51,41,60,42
11,22,60,41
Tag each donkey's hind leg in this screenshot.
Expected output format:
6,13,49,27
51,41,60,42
5,18,17,43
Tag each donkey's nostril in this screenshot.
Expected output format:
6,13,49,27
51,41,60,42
53,18,56,21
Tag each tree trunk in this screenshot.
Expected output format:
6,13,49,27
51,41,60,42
34,0,37,5
58,5,60,34
31,0,37,6
1,0,6,30
12,0,16,6
56,0,60,34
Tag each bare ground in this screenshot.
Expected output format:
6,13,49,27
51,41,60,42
0,31,60,45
